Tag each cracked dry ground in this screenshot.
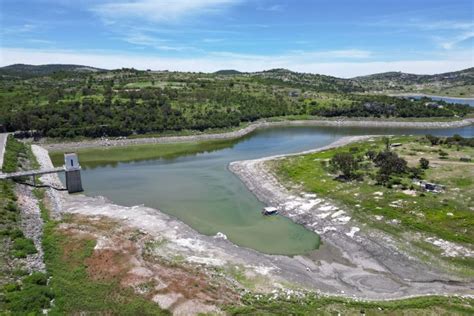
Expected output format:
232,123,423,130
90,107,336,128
58,214,240,315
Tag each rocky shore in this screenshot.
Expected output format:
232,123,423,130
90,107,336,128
29,141,474,301
229,136,474,298
42,118,474,152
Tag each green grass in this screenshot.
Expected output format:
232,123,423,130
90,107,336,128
36,189,170,315
2,272,54,314
272,136,474,273
227,292,474,315
2,135,27,173
0,139,49,314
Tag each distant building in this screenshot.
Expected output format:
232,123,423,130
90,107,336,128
424,102,443,109
413,180,445,193
288,91,299,97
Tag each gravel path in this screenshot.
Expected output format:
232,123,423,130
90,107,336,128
0,133,8,172
42,118,474,152
31,142,474,300
14,184,46,273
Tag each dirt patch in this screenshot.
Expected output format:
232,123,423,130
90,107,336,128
59,215,239,315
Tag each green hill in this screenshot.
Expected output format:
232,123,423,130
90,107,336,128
0,64,105,79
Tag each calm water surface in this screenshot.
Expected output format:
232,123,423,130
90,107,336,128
405,95,474,106
77,125,473,255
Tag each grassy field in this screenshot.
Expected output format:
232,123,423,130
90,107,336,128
417,85,474,98
272,135,474,274
227,292,474,315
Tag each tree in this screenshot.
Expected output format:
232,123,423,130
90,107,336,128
365,150,376,161
330,152,359,180
439,151,449,159
383,137,391,151
374,151,407,185
426,134,440,146
419,158,429,169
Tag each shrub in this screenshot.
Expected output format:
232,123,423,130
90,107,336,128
439,151,449,159
12,237,37,258
24,272,48,286
4,284,54,313
425,134,440,146
3,283,20,293
365,150,376,161
0,228,24,238
330,152,359,180
419,158,429,169
409,167,424,179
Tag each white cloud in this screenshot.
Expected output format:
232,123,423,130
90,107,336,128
438,31,474,50
122,32,196,51
1,24,38,36
411,20,474,31
93,0,242,24
291,49,373,59
258,4,285,12
1,48,472,78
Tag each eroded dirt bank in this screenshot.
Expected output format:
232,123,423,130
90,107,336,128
42,118,474,152
31,140,473,307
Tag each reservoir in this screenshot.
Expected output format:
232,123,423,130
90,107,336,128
52,124,473,255
402,95,474,106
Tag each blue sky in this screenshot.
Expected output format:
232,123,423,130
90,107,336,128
0,0,473,77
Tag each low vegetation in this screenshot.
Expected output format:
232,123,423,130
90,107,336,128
38,191,170,315
227,292,474,315
0,138,49,314
274,135,474,273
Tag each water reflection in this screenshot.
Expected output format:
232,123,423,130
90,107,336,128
51,124,473,255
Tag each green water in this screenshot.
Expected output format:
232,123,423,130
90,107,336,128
52,125,473,255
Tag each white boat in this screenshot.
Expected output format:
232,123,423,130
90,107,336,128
262,206,278,216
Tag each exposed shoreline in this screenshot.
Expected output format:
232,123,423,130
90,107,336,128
229,136,474,298
42,118,474,152
31,138,474,300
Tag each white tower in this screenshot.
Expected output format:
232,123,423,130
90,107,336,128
64,153,83,193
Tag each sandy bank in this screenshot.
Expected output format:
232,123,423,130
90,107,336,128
31,140,474,300
42,118,474,152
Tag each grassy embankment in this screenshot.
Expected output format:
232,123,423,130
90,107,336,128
272,135,474,275
0,137,169,314
0,137,51,314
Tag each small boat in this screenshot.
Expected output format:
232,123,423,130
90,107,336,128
262,206,278,216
